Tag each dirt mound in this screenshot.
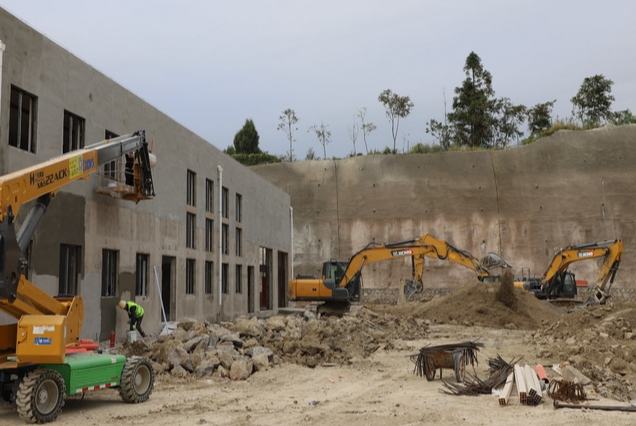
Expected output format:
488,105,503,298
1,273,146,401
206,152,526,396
374,283,561,330
122,307,429,377
528,303,636,401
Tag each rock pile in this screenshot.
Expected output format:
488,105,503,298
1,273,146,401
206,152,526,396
123,307,428,380
528,304,636,401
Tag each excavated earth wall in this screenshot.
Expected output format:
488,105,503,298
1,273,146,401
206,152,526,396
254,126,636,297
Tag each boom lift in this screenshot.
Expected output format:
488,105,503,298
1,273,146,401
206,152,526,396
289,234,507,313
0,131,156,423
515,239,623,304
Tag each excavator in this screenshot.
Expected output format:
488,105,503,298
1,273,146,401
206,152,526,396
289,234,509,314
0,131,156,423
514,239,623,305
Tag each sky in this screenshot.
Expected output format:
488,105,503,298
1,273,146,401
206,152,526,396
1,0,635,158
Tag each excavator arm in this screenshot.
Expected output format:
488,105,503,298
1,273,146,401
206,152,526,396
0,131,155,365
540,239,623,303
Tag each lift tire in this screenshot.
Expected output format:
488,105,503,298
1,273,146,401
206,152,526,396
119,356,154,403
16,368,66,424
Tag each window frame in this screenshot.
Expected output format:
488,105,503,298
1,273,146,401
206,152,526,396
235,227,242,257
235,193,242,222
187,169,197,207
205,178,214,213
135,253,149,296
101,249,118,297
186,258,196,295
205,218,214,252
62,110,85,153
59,244,82,296
222,187,229,219
205,260,214,295
186,212,197,249
221,263,229,294
235,264,242,294
8,85,38,153
222,223,229,255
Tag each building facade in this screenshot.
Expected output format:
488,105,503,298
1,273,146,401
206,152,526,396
0,8,292,340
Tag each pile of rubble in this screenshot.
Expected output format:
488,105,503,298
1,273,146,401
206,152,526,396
527,304,636,401
123,307,428,380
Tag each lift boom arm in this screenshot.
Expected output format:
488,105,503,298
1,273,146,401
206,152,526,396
0,131,155,364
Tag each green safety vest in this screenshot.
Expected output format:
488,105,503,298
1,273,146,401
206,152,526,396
126,301,144,318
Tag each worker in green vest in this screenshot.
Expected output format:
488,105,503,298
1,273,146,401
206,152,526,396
118,300,146,337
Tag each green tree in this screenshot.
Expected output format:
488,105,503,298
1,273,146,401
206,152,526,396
447,52,499,148
357,107,376,154
233,119,260,154
308,122,332,159
277,108,299,161
493,98,526,147
610,109,636,125
526,100,556,135
571,74,614,126
425,119,452,150
378,89,414,152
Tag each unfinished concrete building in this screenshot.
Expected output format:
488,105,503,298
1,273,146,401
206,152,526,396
0,8,292,340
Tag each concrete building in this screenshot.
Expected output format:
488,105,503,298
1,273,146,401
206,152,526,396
0,8,292,340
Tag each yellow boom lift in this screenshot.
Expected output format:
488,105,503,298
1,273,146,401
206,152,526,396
0,131,156,423
289,234,508,313
515,239,623,304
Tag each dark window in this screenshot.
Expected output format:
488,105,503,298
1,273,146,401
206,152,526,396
186,258,196,294
187,170,196,207
205,218,214,252
186,213,196,249
222,263,229,294
101,249,118,297
235,193,242,222
9,85,37,153
104,130,119,180
235,227,242,257
59,244,81,296
235,264,242,294
205,261,213,294
222,187,229,218
205,179,214,212
222,224,229,255
63,110,85,153
136,253,149,296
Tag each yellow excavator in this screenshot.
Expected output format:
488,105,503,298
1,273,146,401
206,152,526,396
515,239,623,305
0,131,156,423
289,234,508,313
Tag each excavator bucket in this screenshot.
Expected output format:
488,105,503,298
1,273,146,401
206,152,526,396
481,252,511,271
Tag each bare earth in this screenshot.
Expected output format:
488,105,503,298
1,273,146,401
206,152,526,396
1,324,634,426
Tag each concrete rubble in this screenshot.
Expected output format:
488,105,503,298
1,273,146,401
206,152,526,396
123,306,428,380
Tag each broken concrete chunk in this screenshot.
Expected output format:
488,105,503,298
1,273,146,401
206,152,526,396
229,358,254,380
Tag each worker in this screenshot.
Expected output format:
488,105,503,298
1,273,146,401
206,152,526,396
118,300,146,337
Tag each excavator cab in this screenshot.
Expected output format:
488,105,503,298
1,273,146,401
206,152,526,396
322,261,360,301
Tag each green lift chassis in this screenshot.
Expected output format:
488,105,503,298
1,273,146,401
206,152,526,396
1,353,154,423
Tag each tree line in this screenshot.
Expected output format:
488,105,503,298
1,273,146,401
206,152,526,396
226,51,635,164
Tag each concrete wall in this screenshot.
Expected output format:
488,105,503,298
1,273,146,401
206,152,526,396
0,8,291,340
253,126,636,292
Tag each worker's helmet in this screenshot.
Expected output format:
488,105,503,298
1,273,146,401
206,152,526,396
118,300,127,309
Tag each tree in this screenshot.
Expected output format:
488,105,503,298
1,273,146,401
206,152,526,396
277,108,299,161
308,123,332,159
357,108,376,154
493,98,526,147
447,52,499,148
526,100,556,135
305,147,317,160
571,74,614,126
348,119,359,155
609,109,636,126
233,119,260,154
378,89,414,152
425,119,452,150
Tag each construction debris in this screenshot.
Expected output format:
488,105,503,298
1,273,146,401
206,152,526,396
123,307,428,379
553,400,636,412
548,380,587,402
411,341,482,382
528,304,636,401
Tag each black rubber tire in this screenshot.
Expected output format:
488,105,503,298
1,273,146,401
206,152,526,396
16,368,66,424
119,357,154,403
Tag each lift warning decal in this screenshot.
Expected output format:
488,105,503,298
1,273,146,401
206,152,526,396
69,155,83,178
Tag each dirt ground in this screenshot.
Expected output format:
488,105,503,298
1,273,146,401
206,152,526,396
2,323,634,426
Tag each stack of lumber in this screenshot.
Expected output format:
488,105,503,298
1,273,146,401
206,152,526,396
497,363,543,406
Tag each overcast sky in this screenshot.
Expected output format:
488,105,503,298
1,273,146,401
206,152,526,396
1,0,635,157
